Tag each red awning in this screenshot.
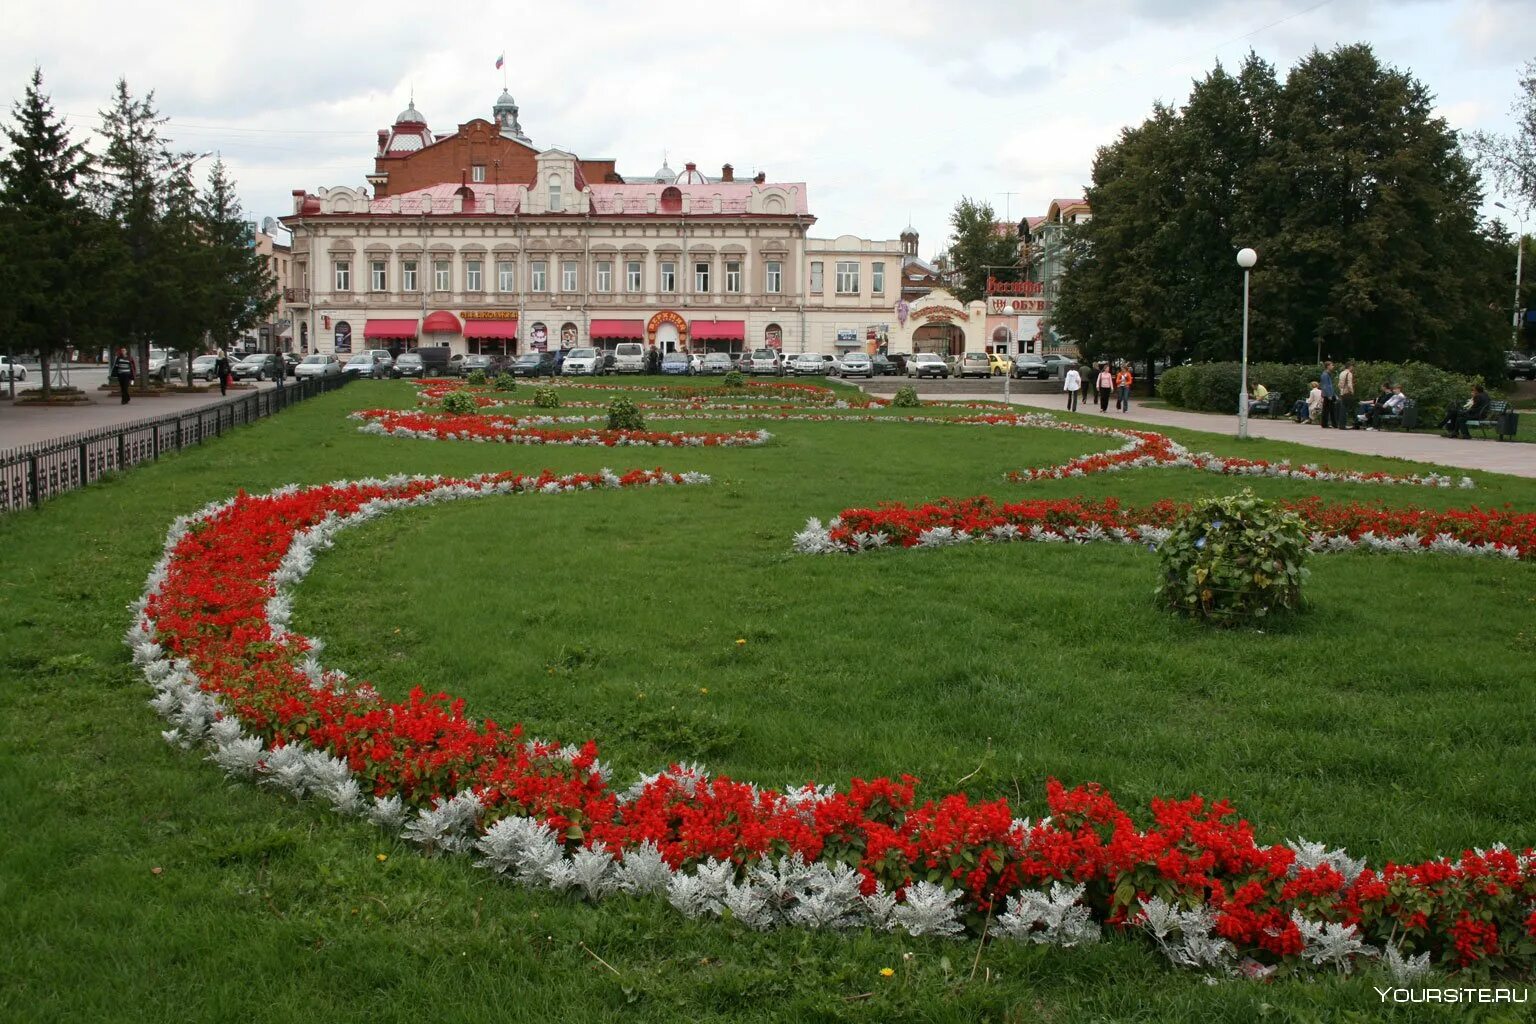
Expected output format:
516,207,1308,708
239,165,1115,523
363,319,418,340
464,319,519,340
690,320,745,342
589,319,645,340
422,311,462,334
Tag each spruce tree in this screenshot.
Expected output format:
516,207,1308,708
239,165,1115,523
0,69,106,398
200,158,276,355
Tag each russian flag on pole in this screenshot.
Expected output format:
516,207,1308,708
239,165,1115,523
495,53,505,70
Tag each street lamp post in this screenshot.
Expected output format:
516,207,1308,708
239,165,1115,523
1495,202,1526,348
1236,247,1258,439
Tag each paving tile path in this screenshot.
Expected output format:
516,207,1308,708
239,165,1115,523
932,388,1536,480
1,374,283,450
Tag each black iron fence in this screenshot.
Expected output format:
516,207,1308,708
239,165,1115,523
1,375,348,513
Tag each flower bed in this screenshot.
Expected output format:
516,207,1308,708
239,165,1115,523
129,475,1536,981
352,409,771,447
792,495,1535,560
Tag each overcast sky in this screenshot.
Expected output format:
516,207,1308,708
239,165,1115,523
5,0,1533,255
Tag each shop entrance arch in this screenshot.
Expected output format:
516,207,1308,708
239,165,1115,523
912,323,964,357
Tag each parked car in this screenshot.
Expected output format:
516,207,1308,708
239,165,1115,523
1041,354,1074,377
414,346,451,377
611,342,646,374
231,353,281,381
746,348,783,375
392,352,426,378
190,355,220,381
295,354,342,379
988,352,1013,376
459,353,503,377
787,352,828,376
343,352,388,378
1507,350,1536,380
282,352,301,377
147,348,187,382
871,352,900,376
956,352,991,379
1012,354,1050,379
907,353,950,379
660,352,693,376
510,351,558,377
561,347,606,376
360,349,392,376
0,355,26,381
834,352,874,379
700,352,734,375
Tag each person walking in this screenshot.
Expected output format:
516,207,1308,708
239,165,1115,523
1096,363,1113,412
214,349,231,397
1337,360,1356,429
1319,360,1337,429
1063,363,1082,411
1114,364,1134,412
111,347,135,404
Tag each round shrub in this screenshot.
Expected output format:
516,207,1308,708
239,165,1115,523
606,396,645,431
533,386,561,409
465,369,488,386
493,372,516,392
1156,490,1308,627
722,369,746,390
440,390,479,415
891,385,921,408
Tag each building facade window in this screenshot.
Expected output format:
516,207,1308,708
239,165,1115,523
333,320,352,354
626,260,642,292
466,260,483,292
766,260,782,293
764,323,782,348
402,260,417,291
835,261,859,294
333,260,351,291
561,260,577,292
471,165,486,183
433,260,451,291
548,173,562,213
872,262,885,294
660,261,676,292
531,260,548,292
694,261,710,293
370,260,386,292
809,261,823,293
560,322,578,347
725,260,741,293
497,260,514,292
595,260,612,292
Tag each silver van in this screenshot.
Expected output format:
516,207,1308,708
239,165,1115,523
612,342,645,374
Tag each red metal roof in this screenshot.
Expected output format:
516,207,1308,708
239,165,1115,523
589,319,645,339
690,320,745,342
422,311,462,334
464,319,519,340
363,319,418,339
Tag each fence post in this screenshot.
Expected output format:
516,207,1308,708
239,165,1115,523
28,454,40,507
118,431,126,471
176,415,183,451
79,441,89,486
152,424,160,460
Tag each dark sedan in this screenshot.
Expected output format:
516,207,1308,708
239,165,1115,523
871,352,902,376
511,351,558,376
230,353,281,381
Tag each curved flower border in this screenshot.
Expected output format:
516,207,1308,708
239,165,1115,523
129,473,1535,981
352,410,772,448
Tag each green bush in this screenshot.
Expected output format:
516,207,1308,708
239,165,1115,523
493,372,516,392
722,370,746,389
533,386,561,409
891,386,921,408
606,396,645,431
1156,491,1308,627
440,390,479,415
465,369,487,386
1158,360,1485,426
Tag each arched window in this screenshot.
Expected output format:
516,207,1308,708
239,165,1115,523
333,321,352,354
991,326,1012,354
764,324,782,349
660,186,682,213
560,322,578,348
530,322,548,351
548,173,562,213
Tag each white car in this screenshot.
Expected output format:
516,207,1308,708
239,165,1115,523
294,354,342,379
343,353,388,378
147,348,187,382
745,348,782,375
561,347,606,375
833,352,874,379
0,355,28,381
787,352,828,376
907,353,950,379
190,355,220,381
611,342,646,374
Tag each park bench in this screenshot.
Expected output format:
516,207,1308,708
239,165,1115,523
1462,399,1518,441
1249,392,1283,419
1374,399,1418,431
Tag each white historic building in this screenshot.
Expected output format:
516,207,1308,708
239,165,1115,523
281,96,903,359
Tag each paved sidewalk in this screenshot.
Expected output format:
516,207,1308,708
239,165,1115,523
936,389,1536,479
1,382,280,450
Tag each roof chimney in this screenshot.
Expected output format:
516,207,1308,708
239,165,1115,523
377,129,388,151
721,163,734,182
753,172,766,184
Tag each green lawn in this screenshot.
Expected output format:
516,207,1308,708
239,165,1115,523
3,379,1533,1023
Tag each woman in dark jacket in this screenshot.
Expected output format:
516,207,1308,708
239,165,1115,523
214,350,232,396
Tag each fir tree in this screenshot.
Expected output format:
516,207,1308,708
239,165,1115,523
945,198,1020,305
0,69,107,398
200,158,276,354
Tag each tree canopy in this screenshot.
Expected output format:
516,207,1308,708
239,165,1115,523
946,198,1020,305
1054,45,1506,379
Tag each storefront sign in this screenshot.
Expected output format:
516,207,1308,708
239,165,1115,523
646,310,688,345
989,297,1047,314
911,304,968,323
986,277,1044,297
461,310,519,320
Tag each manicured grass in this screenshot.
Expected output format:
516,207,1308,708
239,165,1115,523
3,379,1533,1023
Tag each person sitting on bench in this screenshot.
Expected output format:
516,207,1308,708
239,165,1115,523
1248,382,1269,414
1441,384,1490,438
1293,382,1322,423
1364,384,1405,428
